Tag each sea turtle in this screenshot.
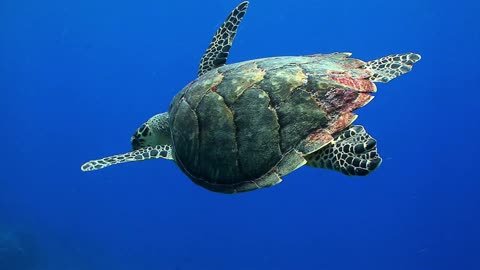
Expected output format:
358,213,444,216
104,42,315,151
81,1,421,193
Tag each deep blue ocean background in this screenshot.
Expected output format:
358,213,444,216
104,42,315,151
1,0,479,269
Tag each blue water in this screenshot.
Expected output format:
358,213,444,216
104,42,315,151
1,0,479,269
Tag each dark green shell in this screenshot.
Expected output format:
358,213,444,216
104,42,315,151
169,53,376,193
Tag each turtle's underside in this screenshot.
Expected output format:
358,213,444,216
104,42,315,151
81,1,421,194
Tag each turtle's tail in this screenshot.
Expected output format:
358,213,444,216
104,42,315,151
364,53,421,83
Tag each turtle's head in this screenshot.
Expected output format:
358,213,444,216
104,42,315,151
131,112,172,150
80,112,173,172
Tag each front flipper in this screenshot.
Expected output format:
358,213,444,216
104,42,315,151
81,145,173,172
197,1,249,77
305,125,382,176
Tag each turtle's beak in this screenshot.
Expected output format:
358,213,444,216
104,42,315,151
131,135,143,150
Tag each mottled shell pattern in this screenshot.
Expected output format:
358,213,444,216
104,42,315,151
169,53,376,193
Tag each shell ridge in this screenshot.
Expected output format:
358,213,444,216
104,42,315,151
224,97,243,185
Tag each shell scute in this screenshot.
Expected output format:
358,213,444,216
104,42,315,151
194,92,240,183
171,99,200,175
255,65,307,106
275,87,329,153
215,62,265,105
254,56,314,70
183,71,224,109
231,88,282,180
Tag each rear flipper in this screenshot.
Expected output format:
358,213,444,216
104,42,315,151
365,53,421,82
306,125,382,176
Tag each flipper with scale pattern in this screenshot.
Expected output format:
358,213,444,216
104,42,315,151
365,53,421,82
197,1,249,77
305,125,382,176
81,145,173,172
